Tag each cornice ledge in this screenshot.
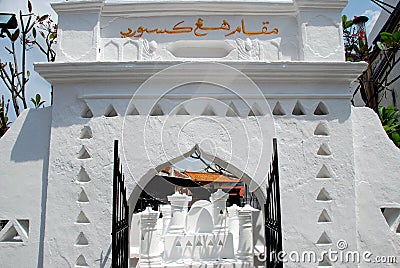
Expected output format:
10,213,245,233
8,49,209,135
295,0,348,10
34,61,367,84
101,1,296,16
51,0,105,13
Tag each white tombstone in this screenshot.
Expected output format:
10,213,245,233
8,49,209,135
139,207,161,267
167,192,192,234
210,189,229,232
236,208,253,265
160,205,171,236
227,204,240,253
185,200,213,234
242,204,265,257
130,212,142,258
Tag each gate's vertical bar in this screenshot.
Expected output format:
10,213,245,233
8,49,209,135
118,172,121,266
112,140,130,268
273,138,283,268
125,189,130,268
265,138,283,268
112,140,118,268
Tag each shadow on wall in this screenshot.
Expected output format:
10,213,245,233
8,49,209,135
11,107,52,162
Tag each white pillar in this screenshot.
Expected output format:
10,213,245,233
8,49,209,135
139,207,161,267
296,1,345,61
167,192,192,234
236,208,253,264
210,189,229,232
228,204,240,252
160,204,171,236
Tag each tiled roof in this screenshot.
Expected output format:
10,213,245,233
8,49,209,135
183,171,241,183
159,166,189,179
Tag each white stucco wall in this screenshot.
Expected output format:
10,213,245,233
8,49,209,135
40,64,276,267
353,107,400,267
52,0,347,63
277,100,359,267
33,58,365,267
0,108,52,268
4,99,400,268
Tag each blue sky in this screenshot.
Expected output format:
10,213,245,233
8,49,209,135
343,0,381,17
0,0,383,124
343,0,382,35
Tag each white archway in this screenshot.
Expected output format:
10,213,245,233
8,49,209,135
127,144,269,219
121,62,276,201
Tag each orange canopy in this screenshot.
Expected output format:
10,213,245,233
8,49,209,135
183,171,242,184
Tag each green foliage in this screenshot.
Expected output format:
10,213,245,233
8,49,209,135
344,11,400,111
377,31,400,50
378,105,400,147
342,15,369,62
342,15,353,29
30,94,45,109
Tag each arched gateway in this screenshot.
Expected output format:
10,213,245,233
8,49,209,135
113,62,280,267
120,62,276,211
5,0,400,268
113,136,281,267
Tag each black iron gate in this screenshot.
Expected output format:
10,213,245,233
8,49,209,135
265,138,283,268
112,140,129,268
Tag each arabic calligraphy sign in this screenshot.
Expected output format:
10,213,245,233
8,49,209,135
120,18,279,38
